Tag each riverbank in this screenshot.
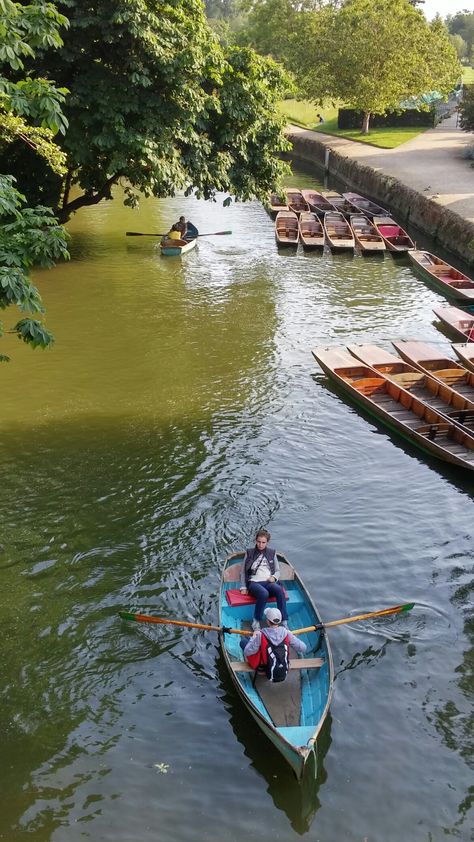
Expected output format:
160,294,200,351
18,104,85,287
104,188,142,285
286,114,474,266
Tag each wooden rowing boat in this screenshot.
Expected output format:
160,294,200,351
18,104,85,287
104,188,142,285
372,216,415,252
323,212,355,251
275,210,299,247
300,190,335,217
408,251,474,302
160,222,199,256
267,193,289,218
219,552,333,780
432,305,474,342
349,214,385,254
452,343,474,373
285,189,310,216
391,339,474,404
323,193,359,218
312,346,474,470
342,192,389,219
298,212,325,249
348,343,474,434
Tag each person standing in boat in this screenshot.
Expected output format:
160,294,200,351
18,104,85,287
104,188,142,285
240,528,288,631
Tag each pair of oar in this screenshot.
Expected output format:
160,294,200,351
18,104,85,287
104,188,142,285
126,230,232,238
120,602,414,637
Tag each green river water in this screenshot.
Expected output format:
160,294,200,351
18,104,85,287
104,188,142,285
0,166,473,841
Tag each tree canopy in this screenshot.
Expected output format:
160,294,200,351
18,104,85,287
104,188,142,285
293,0,460,133
0,0,69,361
11,0,290,223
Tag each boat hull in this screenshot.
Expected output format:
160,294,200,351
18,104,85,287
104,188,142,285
452,343,474,373
409,251,474,302
219,552,333,780
160,237,197,256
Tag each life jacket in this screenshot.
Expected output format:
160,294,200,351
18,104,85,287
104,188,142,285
246,629,290,683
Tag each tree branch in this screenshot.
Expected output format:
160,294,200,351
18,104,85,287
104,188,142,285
58,173,121,222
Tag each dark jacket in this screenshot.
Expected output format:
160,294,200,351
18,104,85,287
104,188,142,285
240,546,280,588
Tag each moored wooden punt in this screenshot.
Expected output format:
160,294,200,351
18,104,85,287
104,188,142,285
342,192,389,219
348,343,474,434
320,191,342,211
267,193,289,218
219,552,333,780
349,214,386,254
300,189,335,217
391,339,474,404
298,212,325,249
324,194,360,218
323,212,355,251
275,210,299,247
432,305,474,342
285,189,310,216
452,343,474,373
408,251,474,302
372,216,415,252
312,346,474,470
160,222,199,256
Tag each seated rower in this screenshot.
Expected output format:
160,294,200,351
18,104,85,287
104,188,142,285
163,224,184,243
240,528,288,631
175,216,188,238
242,607,307,683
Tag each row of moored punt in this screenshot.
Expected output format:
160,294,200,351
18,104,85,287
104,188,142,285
270,190,474,473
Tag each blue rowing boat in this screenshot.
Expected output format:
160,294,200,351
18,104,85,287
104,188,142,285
219,552,333,780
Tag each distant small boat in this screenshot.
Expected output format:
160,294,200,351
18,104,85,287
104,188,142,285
323,212,355,251
392,339,474,404
348,343,474,434
408,251,474,302
298,212,325,249
285,189,310,216
275,210,299,247
432,305,474,342
312,346,474,471
342,192,389,219
160,222,199,256
452,343,474,373
349,214,385,254
267,193,289,218
300,190,335,217
372,216,415,252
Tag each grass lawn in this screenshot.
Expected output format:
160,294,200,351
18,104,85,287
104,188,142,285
462,66,474,84
278,99,428,149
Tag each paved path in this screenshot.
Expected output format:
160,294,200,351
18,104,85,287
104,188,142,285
288,115,474,223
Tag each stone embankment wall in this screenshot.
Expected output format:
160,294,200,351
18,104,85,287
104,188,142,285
286,131,474,267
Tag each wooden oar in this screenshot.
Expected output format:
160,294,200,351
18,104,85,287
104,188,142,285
125,230,232,237
292,602,415,635
119,611,252,635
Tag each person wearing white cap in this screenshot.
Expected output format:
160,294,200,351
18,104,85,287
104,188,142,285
242,605,307,664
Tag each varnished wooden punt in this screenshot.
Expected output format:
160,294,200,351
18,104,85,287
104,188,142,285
312,346,474,470
323,212,355,251
452,343,474,373
349,214,386,254
391,340,474,405
285,189,310,216
298,212,325,249
408,251,474,302
268,193,289,218
323,194,360,218
348,343,474,434
432,305,474,342
372,216,415,252
219,553,333,781
342,192,389,219
275,210,299,247
321,191,342,211
300,189,335,217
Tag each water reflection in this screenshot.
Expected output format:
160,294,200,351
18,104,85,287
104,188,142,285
216,653,332,835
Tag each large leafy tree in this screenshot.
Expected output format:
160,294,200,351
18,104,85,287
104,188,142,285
447,11,474,60
294,0,460,133
0,0,69,361
458,84,474,134
16,0,290,223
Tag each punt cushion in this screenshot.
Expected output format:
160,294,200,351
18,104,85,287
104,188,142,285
226,587,289,606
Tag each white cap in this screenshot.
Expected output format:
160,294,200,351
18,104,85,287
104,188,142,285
264,607,282,624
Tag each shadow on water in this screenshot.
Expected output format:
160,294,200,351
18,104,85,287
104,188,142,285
215,652,331,835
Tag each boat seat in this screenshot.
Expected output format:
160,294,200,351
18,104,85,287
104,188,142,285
415,422,451,440
230,657,324,672
447,409,474,423
225,587,289,607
